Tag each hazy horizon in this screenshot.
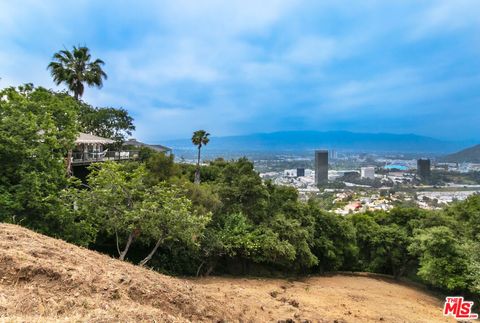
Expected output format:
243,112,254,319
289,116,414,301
160,129,479,144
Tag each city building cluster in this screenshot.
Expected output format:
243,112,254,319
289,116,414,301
259,149,480,214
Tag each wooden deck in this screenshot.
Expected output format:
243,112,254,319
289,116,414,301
71,150,139,166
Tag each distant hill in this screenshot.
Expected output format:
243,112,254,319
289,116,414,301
165,131,471,154
441,144,480,163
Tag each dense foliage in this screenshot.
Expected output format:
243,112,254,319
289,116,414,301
1,85,479,302
79,104,135,145
64,162,209,266
0,85,135,241
0,85,78,234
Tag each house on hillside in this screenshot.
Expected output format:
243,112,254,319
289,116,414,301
124,138,172,155
71,133,139,166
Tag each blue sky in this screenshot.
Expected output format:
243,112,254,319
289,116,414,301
1,0,479,142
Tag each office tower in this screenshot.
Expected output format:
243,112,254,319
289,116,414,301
417,159,431,179
329,149,337,160
315,150,328,185
360,166,375,179
296,168,305,177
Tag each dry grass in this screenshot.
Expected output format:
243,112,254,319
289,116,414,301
0,223,226,322
0,223,451,322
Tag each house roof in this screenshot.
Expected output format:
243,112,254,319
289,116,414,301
125,138,172,152
75,132,115,145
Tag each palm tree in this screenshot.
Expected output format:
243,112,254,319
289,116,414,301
191,130,210,184
47,46,107,100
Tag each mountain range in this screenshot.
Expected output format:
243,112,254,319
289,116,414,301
164,131,475,154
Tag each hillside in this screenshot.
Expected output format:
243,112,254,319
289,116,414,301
441,144,480,163
0,223,450,322
164,131,471,154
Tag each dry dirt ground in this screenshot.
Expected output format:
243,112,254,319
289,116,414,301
0,223,452,322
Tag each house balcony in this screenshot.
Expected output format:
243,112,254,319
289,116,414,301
71,150,139,166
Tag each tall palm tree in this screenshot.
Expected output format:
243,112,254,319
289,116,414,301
47,46,107,100
191,130,210,184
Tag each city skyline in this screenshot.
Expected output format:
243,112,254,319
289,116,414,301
1,1,479,142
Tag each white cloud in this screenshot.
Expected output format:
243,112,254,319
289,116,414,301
410,0,480,39
157,0,298,37
1,0,479,140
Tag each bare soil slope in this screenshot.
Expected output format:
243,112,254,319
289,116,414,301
0,223,450,322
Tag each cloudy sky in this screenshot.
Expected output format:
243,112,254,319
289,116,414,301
1,0,479,142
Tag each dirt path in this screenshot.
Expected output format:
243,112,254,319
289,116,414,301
193,275,452,322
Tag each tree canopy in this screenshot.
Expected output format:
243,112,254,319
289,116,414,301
79,104,135,144
0,85,78,229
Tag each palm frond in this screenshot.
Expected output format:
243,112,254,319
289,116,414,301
47,45,107,99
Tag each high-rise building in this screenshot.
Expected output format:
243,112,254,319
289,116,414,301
296,168,305,177
360,166,375,179
329,149,337,160
417,159,431,179
315,150,328,185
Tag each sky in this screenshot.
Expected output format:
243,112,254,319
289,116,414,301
1,0,479,142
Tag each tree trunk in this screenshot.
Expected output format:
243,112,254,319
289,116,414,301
66,150,73,176
139,237,164,267
196,261,205,277
394,258,411,279
194,146,201,184
119,231,135,260
74,91,79,101
205,262,215,276
115,230,121,256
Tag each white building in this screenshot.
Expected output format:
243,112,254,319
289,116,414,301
360,167,375,179
283,169,297,177
305,169,314,177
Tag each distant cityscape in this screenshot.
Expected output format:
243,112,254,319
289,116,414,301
166,132,480,216
254,149,480,215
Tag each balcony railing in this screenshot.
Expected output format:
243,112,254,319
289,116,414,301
72,150,139,165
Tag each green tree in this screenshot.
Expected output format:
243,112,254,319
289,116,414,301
409,226,473,291
349,213,413,277
369,224,412,278
137,184,209,266
54,180,101,246
445,194,480,241
215,158,269,223
145,152,178,183
267,213,318,270
79,162,209,265
191,159,320,275
0,85,78,232
176,181,222,216
78,104,134,144
48,46,107,100
191,130,210,184
137,146,157,162
309,207,357,272
264,184,318,270
197,213,296,276
349,213,379,270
